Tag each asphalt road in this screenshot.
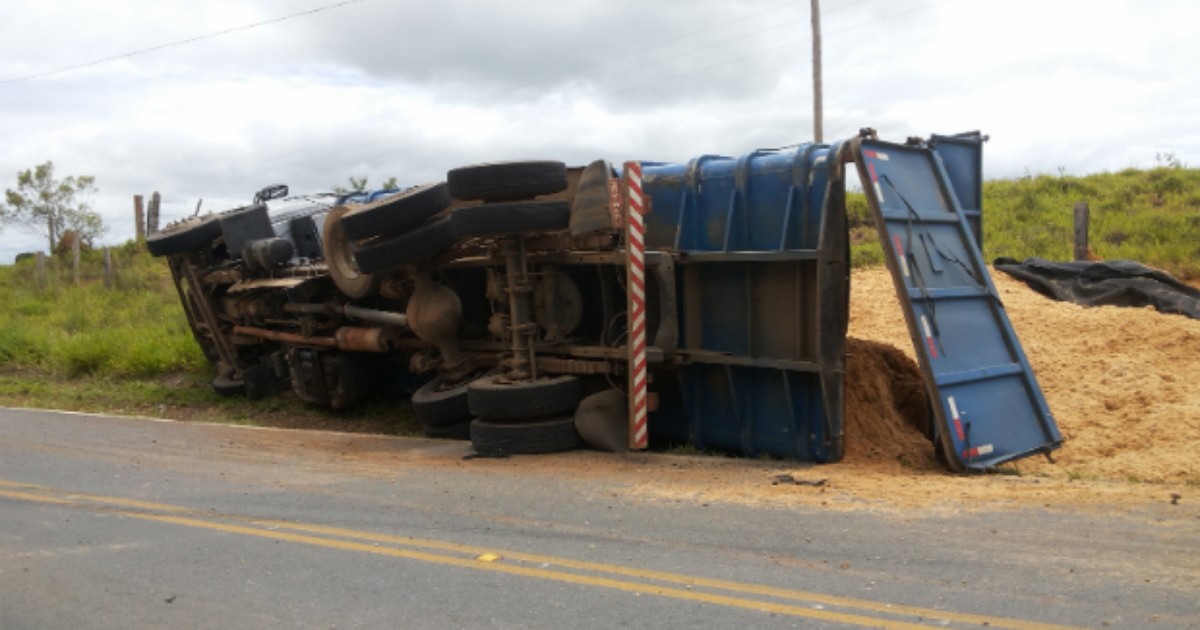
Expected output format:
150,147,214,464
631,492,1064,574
1,407,1196,629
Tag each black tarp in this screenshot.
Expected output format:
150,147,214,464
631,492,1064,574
994,257,1200,320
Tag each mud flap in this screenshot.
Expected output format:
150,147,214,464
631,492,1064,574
852,135,1062,471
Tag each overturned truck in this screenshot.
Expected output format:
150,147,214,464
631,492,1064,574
148,129,1062,472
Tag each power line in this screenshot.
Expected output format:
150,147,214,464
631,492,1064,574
0,0,367,84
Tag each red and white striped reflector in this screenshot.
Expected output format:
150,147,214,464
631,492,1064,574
963,444,995,459
921,314,938,359
892,235,910,278
948,395,965,442
624,161,649,450
867,160,885,204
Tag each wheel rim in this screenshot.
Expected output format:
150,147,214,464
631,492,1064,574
324,206,378,298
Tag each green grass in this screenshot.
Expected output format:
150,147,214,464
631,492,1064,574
848,165,1200,279
0,241,420,435
0,241,207,377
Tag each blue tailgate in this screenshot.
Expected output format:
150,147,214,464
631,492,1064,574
853,136,1062,470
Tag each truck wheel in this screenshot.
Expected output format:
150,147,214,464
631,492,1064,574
411,377,473,429
211,367,245,397
146,215,223,257
323,206,379,298
340,182,450,241
353,215,458,274
447,161,568,202
452,200,570,237
470,417,582,455
467,374,580,420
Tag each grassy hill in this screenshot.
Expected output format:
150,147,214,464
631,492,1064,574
851,164,1200,280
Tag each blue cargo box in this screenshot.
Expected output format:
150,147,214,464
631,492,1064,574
636,143,851,462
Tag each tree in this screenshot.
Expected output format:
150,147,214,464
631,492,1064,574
1,161,106,252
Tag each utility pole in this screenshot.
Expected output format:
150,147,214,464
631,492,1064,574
811,0,824,143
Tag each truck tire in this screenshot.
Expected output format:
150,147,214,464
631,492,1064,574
452,200,570,237
470,417,582,455
146,215,223,257
411,377,473,429
323,206,379,298
467,374,580,420
340,182,450,241
353,214,459,274
447,161,568,202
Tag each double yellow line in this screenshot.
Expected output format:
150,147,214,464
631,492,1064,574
0,479,1077,629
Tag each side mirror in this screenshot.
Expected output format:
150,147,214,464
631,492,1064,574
254,184,289,204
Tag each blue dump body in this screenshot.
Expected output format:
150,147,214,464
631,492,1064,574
638,144,850,462
929,133,986,248
853,136,1062,470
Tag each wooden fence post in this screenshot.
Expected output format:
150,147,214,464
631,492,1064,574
134,195,145,241
147,192,161,234
1073,201,1090,261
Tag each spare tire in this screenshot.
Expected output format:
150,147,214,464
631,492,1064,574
467,374,580,420
353,214,459,274
448,161,568,202
340,182,450,241
470,417,582,455
453,200,570,237
323,206,379,298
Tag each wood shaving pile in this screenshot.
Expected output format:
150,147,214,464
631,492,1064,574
847,266,1200,484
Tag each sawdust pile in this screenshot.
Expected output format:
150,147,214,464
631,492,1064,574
848,266,1200,483
842,338,935,468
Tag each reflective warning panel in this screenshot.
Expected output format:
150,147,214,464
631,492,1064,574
854,137,1062,471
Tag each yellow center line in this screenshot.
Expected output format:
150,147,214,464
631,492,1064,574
0,480,1083,630
0,488,74,505
253,518,1073,630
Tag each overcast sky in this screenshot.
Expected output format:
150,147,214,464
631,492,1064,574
1,0,1196,262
